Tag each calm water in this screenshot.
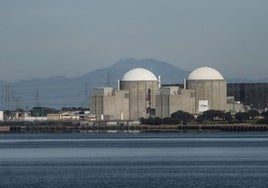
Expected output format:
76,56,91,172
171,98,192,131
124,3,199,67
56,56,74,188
0,132,267,188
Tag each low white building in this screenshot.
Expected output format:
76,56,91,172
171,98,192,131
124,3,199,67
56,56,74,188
0,111,4,121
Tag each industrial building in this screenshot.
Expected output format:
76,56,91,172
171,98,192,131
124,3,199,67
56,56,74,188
90,87,129,120
156,86,195,117
90,66,243,120
90,68,160,120
227,83,268,111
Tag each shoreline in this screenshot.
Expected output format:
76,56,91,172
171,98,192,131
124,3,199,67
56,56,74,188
0,122,267,133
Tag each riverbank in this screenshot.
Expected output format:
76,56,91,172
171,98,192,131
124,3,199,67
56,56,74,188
0,121,267,133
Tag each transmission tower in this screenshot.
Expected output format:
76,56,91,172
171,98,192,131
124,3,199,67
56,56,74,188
4,85,11,110
84,83,89,108
106,71,111,87
35,88,40,107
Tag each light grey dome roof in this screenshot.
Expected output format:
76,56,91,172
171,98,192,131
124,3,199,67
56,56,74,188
122,68,157,81
188,67,224,80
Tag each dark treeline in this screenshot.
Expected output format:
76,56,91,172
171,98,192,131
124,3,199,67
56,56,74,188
140,110,268,125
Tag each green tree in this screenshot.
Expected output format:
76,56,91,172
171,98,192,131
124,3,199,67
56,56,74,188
257,111,268,124
140,117,162,125
171,110,194,123
235,112,250,121
247,110,259,119
151,117,162,125
261,111,268,119
197,110,225,123
197,114,206,123
224,112,233,123
162,117,180,125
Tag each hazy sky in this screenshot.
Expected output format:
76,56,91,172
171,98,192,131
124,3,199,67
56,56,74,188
1,0,268,82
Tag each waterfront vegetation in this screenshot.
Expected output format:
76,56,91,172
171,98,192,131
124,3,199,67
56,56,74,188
140,110,268,125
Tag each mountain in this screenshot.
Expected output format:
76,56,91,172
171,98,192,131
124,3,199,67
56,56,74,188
1,58,267,110
77,58,189,86
0,58,189,110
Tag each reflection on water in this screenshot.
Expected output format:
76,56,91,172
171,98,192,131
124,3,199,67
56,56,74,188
0,132,268,188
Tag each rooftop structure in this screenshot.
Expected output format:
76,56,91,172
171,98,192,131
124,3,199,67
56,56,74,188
122,68,157,81
188,67,224,80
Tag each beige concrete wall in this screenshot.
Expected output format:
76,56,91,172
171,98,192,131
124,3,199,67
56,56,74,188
186,80,226,113
156,88,195,118
103,90,129,120
93,87,113,95
156,94,170,118
47,114,61,121
169,89,195,115
90,89,129,120
120,81,158,120
90,95,103,116
226,103,244,113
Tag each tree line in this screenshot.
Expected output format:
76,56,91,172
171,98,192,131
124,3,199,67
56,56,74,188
140,109,268,125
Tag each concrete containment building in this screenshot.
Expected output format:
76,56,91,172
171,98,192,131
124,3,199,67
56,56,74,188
119,68,159,120
186,67,227,113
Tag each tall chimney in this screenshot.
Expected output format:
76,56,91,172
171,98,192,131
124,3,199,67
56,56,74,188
158,76,161,88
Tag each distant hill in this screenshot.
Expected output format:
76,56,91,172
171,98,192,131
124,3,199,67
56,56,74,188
0,58,267,110
77,58,189,86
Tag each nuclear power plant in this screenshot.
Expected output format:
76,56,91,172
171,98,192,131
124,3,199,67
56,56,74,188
90,66,242,120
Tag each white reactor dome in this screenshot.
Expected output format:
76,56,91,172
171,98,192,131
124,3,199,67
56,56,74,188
188,67,224,80
122,68,157,81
